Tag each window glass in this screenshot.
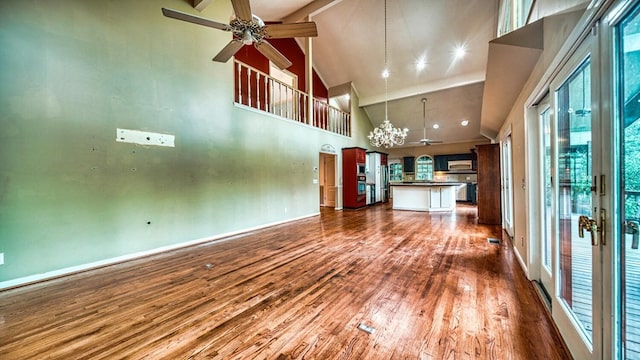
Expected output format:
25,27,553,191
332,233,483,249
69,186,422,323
389,162,403,181
415,156,434,181
498,0,533,36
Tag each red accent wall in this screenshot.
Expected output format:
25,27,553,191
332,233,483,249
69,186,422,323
234,45,268,73
234,38,328,99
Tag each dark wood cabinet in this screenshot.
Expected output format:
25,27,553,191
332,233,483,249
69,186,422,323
433,153,474,171
466,183,477,204
403,156,415,173
434,155,447,171
476,144,501,224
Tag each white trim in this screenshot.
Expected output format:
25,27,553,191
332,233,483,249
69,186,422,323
512,243,530,278
0,213,320,291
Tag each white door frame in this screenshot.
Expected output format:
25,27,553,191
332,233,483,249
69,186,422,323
500,131,515,237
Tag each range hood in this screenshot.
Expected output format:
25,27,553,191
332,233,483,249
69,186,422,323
448,160,473,172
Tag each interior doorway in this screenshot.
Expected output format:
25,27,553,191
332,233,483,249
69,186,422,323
319,152,336,208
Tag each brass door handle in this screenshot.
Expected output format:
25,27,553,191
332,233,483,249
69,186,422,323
578,215,598,246
601,209,606,246
624,220,639,249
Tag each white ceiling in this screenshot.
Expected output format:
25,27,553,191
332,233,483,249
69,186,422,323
249,0,500,146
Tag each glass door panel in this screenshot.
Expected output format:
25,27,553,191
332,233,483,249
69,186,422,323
502,135,514,236
617,4,640,358
557,59,594,342
540,105,553,295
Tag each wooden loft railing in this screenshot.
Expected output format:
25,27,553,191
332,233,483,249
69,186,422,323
234,60,351,137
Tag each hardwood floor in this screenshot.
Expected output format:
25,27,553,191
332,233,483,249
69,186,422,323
0,204,570,359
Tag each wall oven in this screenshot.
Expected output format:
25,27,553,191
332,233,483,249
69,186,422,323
357,175,366,196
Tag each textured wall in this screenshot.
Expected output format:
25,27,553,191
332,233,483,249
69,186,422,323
0,0,372,283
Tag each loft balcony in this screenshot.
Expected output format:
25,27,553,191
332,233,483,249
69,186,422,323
234,60,351,137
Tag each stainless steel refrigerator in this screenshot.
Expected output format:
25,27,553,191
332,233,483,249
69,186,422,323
381,165,389,202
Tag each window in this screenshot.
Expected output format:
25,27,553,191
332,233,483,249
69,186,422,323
415,155,434,181
498,0,533,36
389,162,403,182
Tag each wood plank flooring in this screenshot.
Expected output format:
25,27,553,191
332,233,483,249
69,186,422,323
0,204,571,359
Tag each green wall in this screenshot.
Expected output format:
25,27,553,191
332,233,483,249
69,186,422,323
0,0,373,283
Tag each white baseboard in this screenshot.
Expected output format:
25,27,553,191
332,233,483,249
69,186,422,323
512,245,530,279
0,212,320,291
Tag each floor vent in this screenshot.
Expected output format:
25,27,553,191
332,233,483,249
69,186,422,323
487,237,500,244
357,323,375,334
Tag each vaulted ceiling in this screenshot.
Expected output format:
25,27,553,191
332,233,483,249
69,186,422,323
201,0,501,146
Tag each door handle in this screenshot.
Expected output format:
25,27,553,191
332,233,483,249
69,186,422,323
578,215,598,246
600,208,606,246
624,220,639,249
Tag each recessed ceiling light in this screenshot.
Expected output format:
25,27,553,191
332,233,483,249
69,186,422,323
454,45,467,60
382,68,389,78
432,124,440,129
461,120,469,126
416,59,426,71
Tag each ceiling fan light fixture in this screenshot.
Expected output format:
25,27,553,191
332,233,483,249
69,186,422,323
161,1,317,70
242,29,253,45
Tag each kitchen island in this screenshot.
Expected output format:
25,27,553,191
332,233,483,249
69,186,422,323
390,183,459,212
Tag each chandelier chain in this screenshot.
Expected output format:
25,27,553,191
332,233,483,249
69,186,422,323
384,0,388,122
367,0,407,148
384,0,387,68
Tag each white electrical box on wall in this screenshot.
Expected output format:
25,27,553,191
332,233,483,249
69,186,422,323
116,128,175,147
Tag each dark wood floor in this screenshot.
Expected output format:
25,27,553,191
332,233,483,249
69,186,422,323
0,204,571,359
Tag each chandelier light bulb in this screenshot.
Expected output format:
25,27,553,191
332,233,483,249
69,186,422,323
368,120,408,148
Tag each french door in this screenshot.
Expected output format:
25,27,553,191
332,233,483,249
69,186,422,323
538,98,553,299
535,1,640,358
502,134,514,236
613,2,640,358
549,40,604,359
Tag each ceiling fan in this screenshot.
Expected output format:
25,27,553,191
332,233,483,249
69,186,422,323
411,98,443,146
161,0,318,70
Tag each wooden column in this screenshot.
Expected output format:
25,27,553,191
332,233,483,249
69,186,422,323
305,22,313,126
477,143,501,225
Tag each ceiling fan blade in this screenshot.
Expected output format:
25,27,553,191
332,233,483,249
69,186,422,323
231,0,253,22
264,22,318,39
254,41,292,69
162,8,230,31
213,40,244,63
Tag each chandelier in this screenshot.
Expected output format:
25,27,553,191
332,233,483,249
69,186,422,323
368,0,407,148
369,120,408,147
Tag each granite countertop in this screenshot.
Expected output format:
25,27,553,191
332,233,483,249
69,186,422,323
390,182,463,186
